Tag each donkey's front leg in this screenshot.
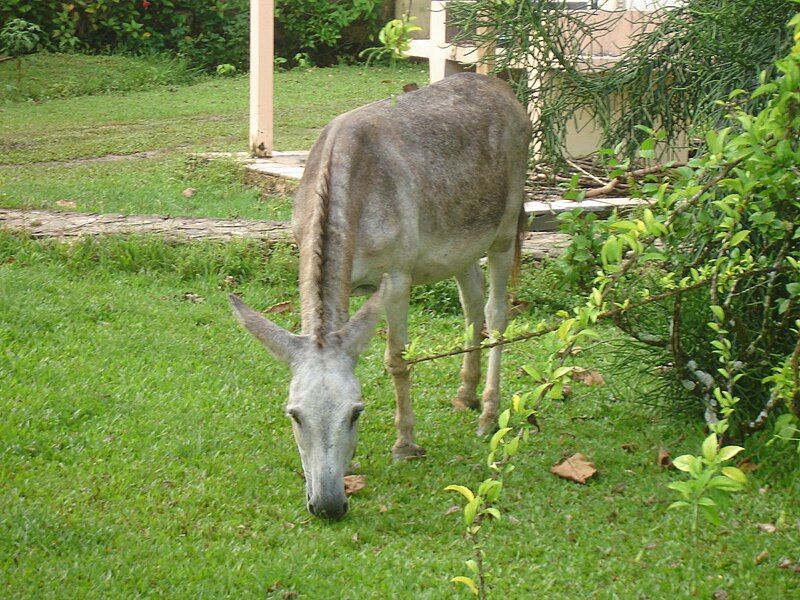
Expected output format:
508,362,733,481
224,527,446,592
383,272,426,460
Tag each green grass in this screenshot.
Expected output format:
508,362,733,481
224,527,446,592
0,55,426,220
0,155,291,221
1,232,798,598
1,52,797,598
0,53,199,103
0,60,427,165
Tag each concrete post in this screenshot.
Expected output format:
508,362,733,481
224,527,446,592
249,0,274,157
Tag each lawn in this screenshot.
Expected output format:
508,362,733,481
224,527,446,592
1,54,798,598
1,55,426,219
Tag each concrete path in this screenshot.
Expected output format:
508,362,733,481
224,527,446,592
0,208,569,259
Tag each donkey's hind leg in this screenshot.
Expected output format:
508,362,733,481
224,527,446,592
477,244,515,436
452,262,485,411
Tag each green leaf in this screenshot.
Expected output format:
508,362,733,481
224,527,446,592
464,497,481,526
444,485,474,503
721,466,747,484
498,409,510,429
728,230,751,247
465,559,478,574
700,503,721,526
451,576,479,596
702,433,718,461
505,436,520,457
708,476,743,492
717,445,744,461
710,305,725,322
668,500,690,509
667,481,694,497
490,427,512,451
483,507,501,520
672,455,695,472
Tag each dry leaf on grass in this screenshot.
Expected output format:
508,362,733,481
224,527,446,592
737,457,760,473
343,475,366,495
657,447,672,469
379,504,388,514
266,301,292,314
402,82,419,93
443,505,461,516
551,453,597,484
621,442,638,452
182,187,197,198
56,200,76,209
584,371,605,386
183,292,205,303
757,523,777,533
509,299,531,316
754,550,769,564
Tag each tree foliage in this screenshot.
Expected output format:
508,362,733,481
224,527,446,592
449,0,798,166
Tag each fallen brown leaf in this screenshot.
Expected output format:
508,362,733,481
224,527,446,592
557,345,583,358
379,504,388,514
444,505,461,516
757,523,777,533
182,187,197,198
550,453,597,484
712,589,728,600
183,292,205,303
657,447,672,469
509,299,531,316
526,412,540,432
351,533,359,543
581,370,605,386
56,200,76,209
266,300,292,314
621,442,638,452
402,82,419,93
737,457,760,473
777,557,794,569
344,475,366,495
755,550,769,564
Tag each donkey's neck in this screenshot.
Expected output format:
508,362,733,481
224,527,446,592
297,162,361,343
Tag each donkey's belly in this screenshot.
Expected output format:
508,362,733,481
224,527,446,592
351,229,496,290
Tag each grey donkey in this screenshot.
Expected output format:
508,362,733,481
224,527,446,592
230,73,532,519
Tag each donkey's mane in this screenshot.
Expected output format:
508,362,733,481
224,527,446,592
309,156,331,347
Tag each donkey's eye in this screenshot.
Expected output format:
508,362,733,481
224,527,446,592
287,410,302,426
350,405,364,425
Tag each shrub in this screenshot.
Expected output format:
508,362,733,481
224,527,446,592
0,0,386,70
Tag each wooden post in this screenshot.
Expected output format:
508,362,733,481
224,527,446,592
250,0,274,157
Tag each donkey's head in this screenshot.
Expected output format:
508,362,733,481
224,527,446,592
229,292,382,520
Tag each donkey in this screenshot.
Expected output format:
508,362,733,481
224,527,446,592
230,73,531,519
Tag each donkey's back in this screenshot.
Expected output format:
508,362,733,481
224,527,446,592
292,73,532,291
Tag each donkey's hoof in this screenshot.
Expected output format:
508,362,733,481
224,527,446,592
476,420,498,437
392,442,426,461
451,395,479,411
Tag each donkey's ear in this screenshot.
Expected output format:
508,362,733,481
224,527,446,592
229,295,304,365
336,287,383,359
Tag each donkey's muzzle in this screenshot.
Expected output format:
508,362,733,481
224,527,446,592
308,498,349,520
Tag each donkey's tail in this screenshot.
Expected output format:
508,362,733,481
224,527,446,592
511,204,528,287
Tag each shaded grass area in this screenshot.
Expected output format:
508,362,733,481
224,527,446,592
1,233,797,598
0,53,199,103
0,155,292,221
